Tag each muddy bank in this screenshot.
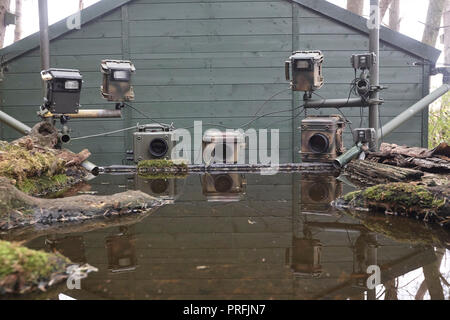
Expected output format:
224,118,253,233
334,183,449,228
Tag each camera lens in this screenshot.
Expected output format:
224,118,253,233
309,134,329,154
214,174,234,193
308,183,329,202
149,138,169,158
150,179,169,194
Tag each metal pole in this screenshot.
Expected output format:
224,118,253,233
38,0,50,72
304,98,367,109
369,0,380,151
379,84,450,139
0,110,32,135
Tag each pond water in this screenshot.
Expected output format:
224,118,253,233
3,172,450,300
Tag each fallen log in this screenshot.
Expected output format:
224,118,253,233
345,160,424,186
334,182,450,227
0,122,91,196
367,142,450,173
0,177,166,232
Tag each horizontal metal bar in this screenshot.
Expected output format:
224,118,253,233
304,98,367,109
63,109,122,119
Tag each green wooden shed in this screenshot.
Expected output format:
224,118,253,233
0,0,441,165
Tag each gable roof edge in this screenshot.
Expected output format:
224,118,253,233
0,0,134,66
291,0,441,64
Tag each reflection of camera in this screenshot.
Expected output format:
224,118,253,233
286,238,323,278
133,175,177,201
106,230,137,274
133,124,175,162
201,173,246,202
300,173,342,213
300,115,346,163
285,51,324,92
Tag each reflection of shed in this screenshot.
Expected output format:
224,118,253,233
0,0,440,164
23,174,442,300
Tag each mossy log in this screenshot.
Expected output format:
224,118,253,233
0,122,90,196
0,177,166,231
335,183,449,227
345,160,424,186
366,142,450,173
0,240,70,295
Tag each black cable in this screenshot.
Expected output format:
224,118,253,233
252,87,292,117
124,102,172,129
239,105,302,129
263,106,306,129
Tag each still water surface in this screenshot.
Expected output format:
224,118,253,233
8,173,450,300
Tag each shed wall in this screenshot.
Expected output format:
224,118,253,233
0,0,428,165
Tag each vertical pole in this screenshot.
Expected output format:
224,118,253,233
38,0,50,73
369,0,380,151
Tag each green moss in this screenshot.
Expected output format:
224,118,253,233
16,174,69,195
0,141,65,183
137,160,188,179
137,159,188,170
0,240,70,285
343,183,447,213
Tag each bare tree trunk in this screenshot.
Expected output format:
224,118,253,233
380,0,393,20
0,0,11,48
444,0,450,65
422,248,445,300
79,0,84,11
422,0,446,46
389,0,401,31
384,279,398,300
347,0,364,16
14,0,21,42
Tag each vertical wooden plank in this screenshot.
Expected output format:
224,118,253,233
421,61,431,148
122,5,133,154
291,3,300,163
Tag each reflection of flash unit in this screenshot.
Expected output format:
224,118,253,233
101,59,136,102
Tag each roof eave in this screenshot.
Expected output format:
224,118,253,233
0,0,134,65
291,0,441,64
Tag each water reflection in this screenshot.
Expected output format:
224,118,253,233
201,173,246,202
131,176,178,203
3,172,448,300
106,227,137,274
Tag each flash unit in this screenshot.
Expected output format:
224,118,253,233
41,68,83,114
101,59,136,102
286,50,324,92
